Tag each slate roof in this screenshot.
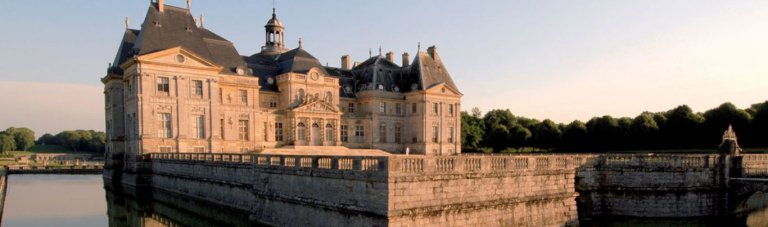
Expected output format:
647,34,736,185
109,3,461,97
326,51,461,98
111,4,246,75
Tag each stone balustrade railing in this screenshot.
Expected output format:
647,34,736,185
598,154,717,169
147,152,731,176
147,153,388,173
737,154,768,177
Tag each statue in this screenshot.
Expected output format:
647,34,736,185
718,125,742,155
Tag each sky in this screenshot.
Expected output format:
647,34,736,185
1,0,767,135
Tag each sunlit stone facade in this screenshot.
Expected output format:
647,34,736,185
102,2,461,162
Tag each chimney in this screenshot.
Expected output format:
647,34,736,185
386,52,394,62
427,46,439,60
402,52,410,67
341,55,351,70
157,0,164,12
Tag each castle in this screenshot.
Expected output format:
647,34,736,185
102,0,462,160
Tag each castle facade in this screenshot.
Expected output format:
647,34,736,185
103,1,461,160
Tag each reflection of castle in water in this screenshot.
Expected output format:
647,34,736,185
106,189,254,227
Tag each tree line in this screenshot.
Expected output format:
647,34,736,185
0,127,106,153
461,101,768,153
0,127,35,152
37,130,106,153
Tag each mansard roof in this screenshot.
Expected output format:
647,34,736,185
412,51,460,93
111,4,246,75
326,50,461,98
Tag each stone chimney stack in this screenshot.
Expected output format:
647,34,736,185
386,52,394,62
341,55,351,70
402,52,410,67
427,46,439,61
157,0,165,12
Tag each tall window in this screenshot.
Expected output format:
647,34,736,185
239,90,248,104
448,127,454,143
348,103,355,113
412,103,417,113
341,125,348,142
192,115,205,139
448,104,454,116
297,123,306,141
380,102,386,113
433,103,439,114
325,124,334,142
157,113,172,138
192,80,203,98
220,118,225,139
269,97,277,108
379,124,387,143
395,124,402,143
275,122,283,141
157,77,169,95
238,120,249,140
355,125,365,142
432,126,439,143
396,103,402,115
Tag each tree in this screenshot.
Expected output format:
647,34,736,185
561,120,588,151
532,119,562,151
703,102,752,146
485,125,510,152
37,133,59,145
509,124,532,152
483,109,516,130
56,130,84,151
665,105,705,148
5,127,35,151
461,111,485,151
629,113,659,149
586,116,621,151
0,133,16,152
750,101,768,147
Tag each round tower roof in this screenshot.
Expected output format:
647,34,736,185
265,8,283,28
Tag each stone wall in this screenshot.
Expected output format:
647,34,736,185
576,154,726,217
385,155,586,226
111,152,768,226
132,153,590,226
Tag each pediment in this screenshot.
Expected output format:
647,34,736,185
425,82,462,96
291,97,340,114
137,46,223,70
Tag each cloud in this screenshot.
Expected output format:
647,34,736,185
0,81,104,136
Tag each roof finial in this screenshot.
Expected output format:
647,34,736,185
298,37,302,48
379,46,382,56
418,42,421,51
187,0,191,11
272,0,276,16
199,14,204,28
369,48,372,58
125,16,129,29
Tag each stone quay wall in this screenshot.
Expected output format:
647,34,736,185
143,153,590,226
576,154,726,217
127,152,768,226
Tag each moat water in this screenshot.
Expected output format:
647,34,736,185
2,174,768,226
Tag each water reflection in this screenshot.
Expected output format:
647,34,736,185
2,174,107,227
3,174,768,226
106,188,255,227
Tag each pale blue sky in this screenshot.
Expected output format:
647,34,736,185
1,0,767,135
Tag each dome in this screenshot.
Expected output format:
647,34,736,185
265,9,283,28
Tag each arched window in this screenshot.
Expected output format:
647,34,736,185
297,122,306,141
325,124,334,142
